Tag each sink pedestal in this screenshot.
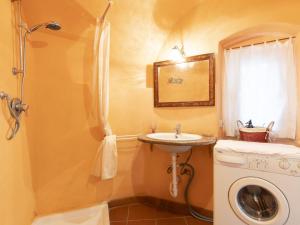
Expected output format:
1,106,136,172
170,152,181,198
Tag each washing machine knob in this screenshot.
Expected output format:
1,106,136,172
279,159,291,170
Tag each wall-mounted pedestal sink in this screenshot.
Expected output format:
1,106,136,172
146,132,202,153
138,132,216,153
138,132,216,197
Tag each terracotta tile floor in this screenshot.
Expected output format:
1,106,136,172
110,203,211,225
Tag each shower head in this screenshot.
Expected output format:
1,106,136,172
45,22,61,31
29,21,61,33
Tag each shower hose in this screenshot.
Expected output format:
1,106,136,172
167,150,213,223
0,93,21,140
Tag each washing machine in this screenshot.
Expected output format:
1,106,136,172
214,140,300,225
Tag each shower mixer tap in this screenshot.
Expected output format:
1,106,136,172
11,98,29,114
0,92,28,113
0,91,28,140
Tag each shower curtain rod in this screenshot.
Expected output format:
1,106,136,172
226,36,296,50
101,1,113,22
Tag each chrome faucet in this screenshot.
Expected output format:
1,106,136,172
175,123,181,138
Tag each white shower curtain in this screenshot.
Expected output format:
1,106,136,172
223,39,297,138
91,17,118,180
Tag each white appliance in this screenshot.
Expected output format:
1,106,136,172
214,140,300,225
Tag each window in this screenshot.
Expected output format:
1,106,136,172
223,39,297,139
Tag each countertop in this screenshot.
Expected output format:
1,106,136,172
137,134,217,146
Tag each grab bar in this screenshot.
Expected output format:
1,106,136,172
116,134,140,142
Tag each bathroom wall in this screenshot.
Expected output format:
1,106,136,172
21,0,203,215
144,0,300,211
21,10,147,215
0,1,35,225
20,0,300,216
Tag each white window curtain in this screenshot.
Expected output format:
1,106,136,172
223,39,297,139
91,17,118,180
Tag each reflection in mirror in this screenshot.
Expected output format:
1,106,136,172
154,54,215,107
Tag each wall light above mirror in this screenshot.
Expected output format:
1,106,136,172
170,45,186,62
153,53,215,107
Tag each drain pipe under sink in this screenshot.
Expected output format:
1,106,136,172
169,152,178,198
166,149,213,223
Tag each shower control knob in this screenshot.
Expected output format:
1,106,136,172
279,159,291,170
15,102,29,112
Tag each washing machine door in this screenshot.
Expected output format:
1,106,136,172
229,177,289,225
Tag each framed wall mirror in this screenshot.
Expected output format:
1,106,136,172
153,53,215,107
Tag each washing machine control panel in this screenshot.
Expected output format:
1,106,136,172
247,155,300,176
248,157,269,170
215,150,300,177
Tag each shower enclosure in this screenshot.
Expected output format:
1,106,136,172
0,0,61,140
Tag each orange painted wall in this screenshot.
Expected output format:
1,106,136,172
20,0,300,216
0,1,35,225
20,0,203,216
21,27,147,215
20,0,157,215
144,0,300,211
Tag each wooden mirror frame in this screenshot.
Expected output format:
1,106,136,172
153,53,215,107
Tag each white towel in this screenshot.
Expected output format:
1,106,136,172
91,135,118,179
101,135,118,179
215,140,300,157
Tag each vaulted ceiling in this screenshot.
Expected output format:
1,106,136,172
21,0,202,76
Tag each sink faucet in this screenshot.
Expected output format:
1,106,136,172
175,123,181,138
